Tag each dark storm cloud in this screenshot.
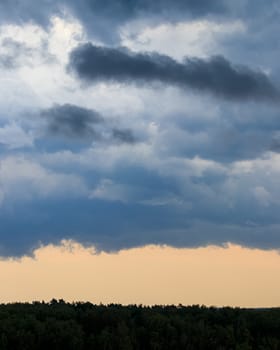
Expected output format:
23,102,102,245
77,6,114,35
1,185,280,257
68,44,279,102
41,103,136,144
1,0,280,259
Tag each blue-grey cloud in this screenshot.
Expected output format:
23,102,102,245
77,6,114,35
0,37,54,70
42,104,103,139
68,44,279,102
1,0,280,259
0,38,39,69
66,0,228,41
1,166,280,258
156,103,280,162
0,0,278,45
41,104,136,144
0,0,228,42
1,130,280,257
270,138,280,153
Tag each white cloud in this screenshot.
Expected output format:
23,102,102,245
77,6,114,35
0,122,34,149
120,19,246,60
47,15,86,63
0,15,88,112
222,153,280,208
0,156,87,203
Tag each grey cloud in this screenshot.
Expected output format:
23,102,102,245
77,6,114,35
0,0,60,27
0,0,278,45
159,114,280,162
1,181,280,257
66,0,228,42
0,37,54,69
42,104,103,139
0,38,33,69
112,128,136,144
68,44,279,102
270,137,280,153
1,0,280,257
41,104,136,144
0,0,228,42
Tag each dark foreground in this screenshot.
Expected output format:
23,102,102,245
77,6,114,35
0,301,279,349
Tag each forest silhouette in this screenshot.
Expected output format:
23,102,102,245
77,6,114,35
0,301,279,349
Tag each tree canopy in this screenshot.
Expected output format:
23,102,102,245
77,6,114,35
0,301,279,349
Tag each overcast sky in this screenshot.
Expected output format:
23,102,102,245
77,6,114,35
0,0,280,258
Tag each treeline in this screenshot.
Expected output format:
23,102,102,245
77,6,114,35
0,301,280,349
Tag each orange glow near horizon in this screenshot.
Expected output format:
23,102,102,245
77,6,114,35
0,242,280,307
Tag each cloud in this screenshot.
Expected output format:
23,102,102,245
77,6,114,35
68,44,279,102
0,16,83,73
42,104,103,139
0,0,59,28
41,103,136,144
0,156,87,203
154,106,280,162
67,0,230,42
112,128,136,144
1,196,280,257
0,122,34,149
0,1,280,258
0,0,229,42
1,147,280,257
120,19,246,61
0,0,278,46
0,38,33,69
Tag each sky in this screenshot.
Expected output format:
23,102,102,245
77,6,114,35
0,0,280,306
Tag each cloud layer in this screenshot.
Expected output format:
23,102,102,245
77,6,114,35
0,1,280,257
